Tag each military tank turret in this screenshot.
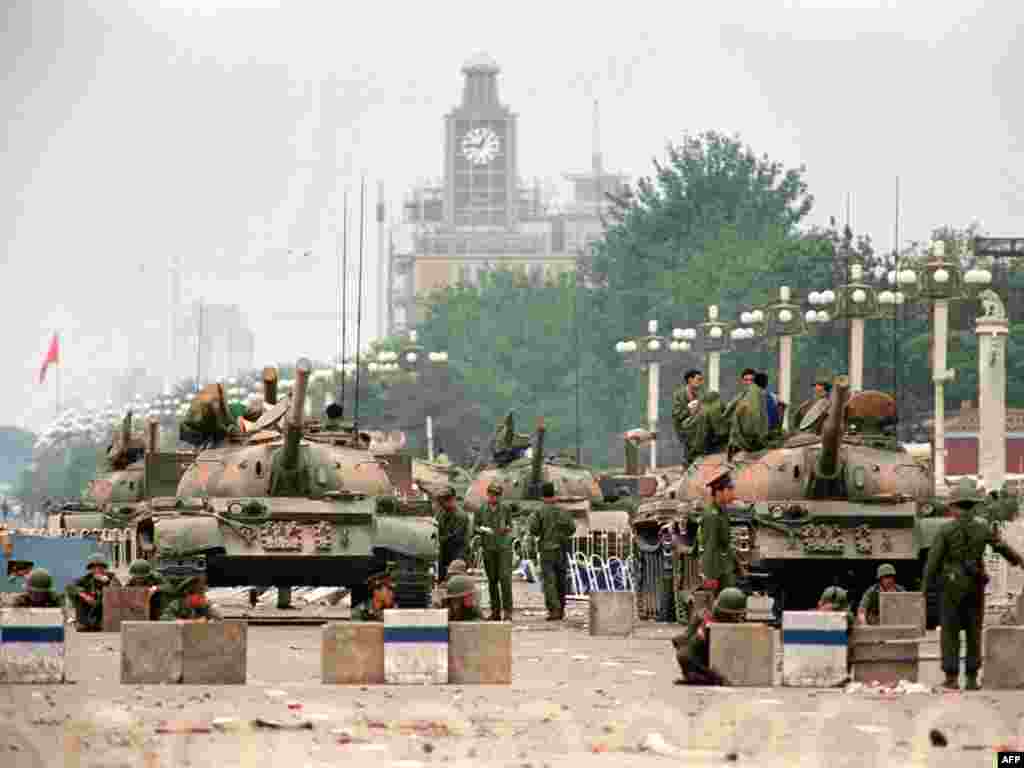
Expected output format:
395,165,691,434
138,358,437,609
672,375,943,622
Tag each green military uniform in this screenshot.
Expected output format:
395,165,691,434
159,577,222,621
674,587,746,685
126,559,167,620
528,486,576,620
727,382,770,457
443,574,482,621
700,469,738,597
66,554,122,630
857,564,905,625
12,569,65,608
436,488,470,582
924,481,1023,690
676,392,729,463
477,483,514,619
672,383,702,459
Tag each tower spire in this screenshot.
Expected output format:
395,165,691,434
591,98,602,178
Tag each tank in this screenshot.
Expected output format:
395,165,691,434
136,358,438,608
670,375,945,623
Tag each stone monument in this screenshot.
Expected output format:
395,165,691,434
976,289,1009,492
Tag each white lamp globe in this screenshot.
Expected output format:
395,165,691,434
778,309,793,323
851,288,867,303
709,327,723,339
647,339,661,351
933,268,950,284
805,310,818,323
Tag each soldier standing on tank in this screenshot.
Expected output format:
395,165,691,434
924,480,1024,690
66,553,121,631
443,573,482,621
12,568,65,608
160,574,222,622
672,586,746,685
477,482,514,620
436,486,469,583
700,467,738,598
672,370,704,463
792,373,832,433
529,482,576,621
856,563,905,625
351,571,397,621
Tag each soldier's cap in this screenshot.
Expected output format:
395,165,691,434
129,559,152,577
444,574,475,600
486,482,503,496
819,586,849,609
541,481,556,498
713,587,747,616
367,571,394,590
86,553,109,569
877,563,896,579
447,559,468,576
948,478,986,508
706,465,735,490
26,568,54,594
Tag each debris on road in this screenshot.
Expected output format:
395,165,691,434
929,728,948,747
155,721,211,734
844,680,933,695
251,718,314,730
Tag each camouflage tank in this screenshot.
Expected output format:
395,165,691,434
135,359,437,609
670,375,954,623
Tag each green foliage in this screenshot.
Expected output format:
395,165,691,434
0,426,36,485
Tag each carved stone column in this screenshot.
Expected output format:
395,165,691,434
976,290,1009,492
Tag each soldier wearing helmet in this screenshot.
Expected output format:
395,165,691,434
432,559,469,607
476,481,514,620
443,573,481,621
673,586,746,686
435,486,469,583
699,466,738,597
160,573,222,622
126,559,168,620
12,568,65,608
66,553,122,631
856,563,905,626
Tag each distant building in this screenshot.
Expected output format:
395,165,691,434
938,400,1024,475
383,53,628,333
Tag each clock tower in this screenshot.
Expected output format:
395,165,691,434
444,52,517,229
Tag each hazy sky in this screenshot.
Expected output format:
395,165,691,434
3,0,1021,431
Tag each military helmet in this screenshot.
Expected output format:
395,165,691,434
444,574,475,600
129,559,152,578
819,586,849,611
26,568,54,593
486,481,503,496
86,553,109,570
447,559,468,577
877,563,896,579
948,478,986,509
713,587,747,616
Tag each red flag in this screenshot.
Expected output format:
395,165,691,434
39,333,59,384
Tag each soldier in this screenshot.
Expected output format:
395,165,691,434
126,559,167,620
436,486,469,582
792,372,832,433
529,482,576,621
493,411,532,465
351,571,396,621
12,568,65,608
727,373,769,458
754,372,782,431
924,480,1024,690
432,559,468,607
700,467,738,597
66,553,122,631
672,369,704,461
476,481,515,620
856,563,905,625
672,586,747,685
818,585,854,626
443,573,482,621
160,574,222,622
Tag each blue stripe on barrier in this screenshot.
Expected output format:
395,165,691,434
1,626,65,643
383,627,449,643
782,629,847,646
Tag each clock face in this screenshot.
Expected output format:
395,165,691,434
461,127,500,165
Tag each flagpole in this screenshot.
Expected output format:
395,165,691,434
55,332,60,415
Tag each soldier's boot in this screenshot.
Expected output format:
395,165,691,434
965,673,981,691
942,673,959,690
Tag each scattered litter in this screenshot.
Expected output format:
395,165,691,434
211,718,239,730
571,654,589,661
252,718,314,730
632,670,654,676
265,689,288,698
640,733,684,758
929,729,948,747
288,645,305,651
845,680,933,695
287,702,303,710
962,745,987,751
854,725,890,734
156,721,211,734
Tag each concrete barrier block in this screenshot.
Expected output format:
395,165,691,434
879,592,925,635
322,623,385,684
0,608,65,684
588,591,634,636
709,622,774,686
449,622,511,684
103,587,153,632
850,639,918,684
383,609,448,684
983,627,1024,689
121,621,183,684
850,625,920,646
782,611,847,687
182,621,246,684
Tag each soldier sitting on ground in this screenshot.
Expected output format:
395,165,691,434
160,574,222,622
12,568,65,608
443,573,482,621
856,563,905,626
432,559,468,607
66,553,122,631
351,571,396,621
126,559,168,620
672,586,747,686
817,585,855,677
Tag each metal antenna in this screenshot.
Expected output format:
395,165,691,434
353,176,366,431
339,189,349,416
894,175,901,438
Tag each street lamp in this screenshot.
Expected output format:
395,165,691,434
676,305,731,392
616,319,692,470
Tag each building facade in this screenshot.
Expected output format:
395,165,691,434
383,53,628,333
941,400,1024,476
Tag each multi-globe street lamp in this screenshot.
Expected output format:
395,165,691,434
676,305,732,393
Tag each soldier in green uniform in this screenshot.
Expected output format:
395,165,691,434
436,486,470,583
856,563,905,626
66,553,121,631
160,575,222,621
432,559,468,607
818,586,854,627
672,370,704,462
924,480,1024,690
672,586,746,685
443,573,482,621
529,482,576,621
727,372,769,459
351,571,396,621
11,568,65,608
700,467,738,597
792,372,832,434
126,559,167,620
477,482,515,620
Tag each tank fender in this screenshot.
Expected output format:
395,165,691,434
154,516,226,558
373,515,438,560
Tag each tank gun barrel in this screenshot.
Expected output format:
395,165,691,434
817,375,850,479
262,366,278,406
145,417,159,454
528,417,545,498
121,410,132,452
282,358,312,470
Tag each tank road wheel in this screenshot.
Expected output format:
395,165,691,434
390,553,433,609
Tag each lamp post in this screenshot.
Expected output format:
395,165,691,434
676,305,731,393
615,319,692,471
